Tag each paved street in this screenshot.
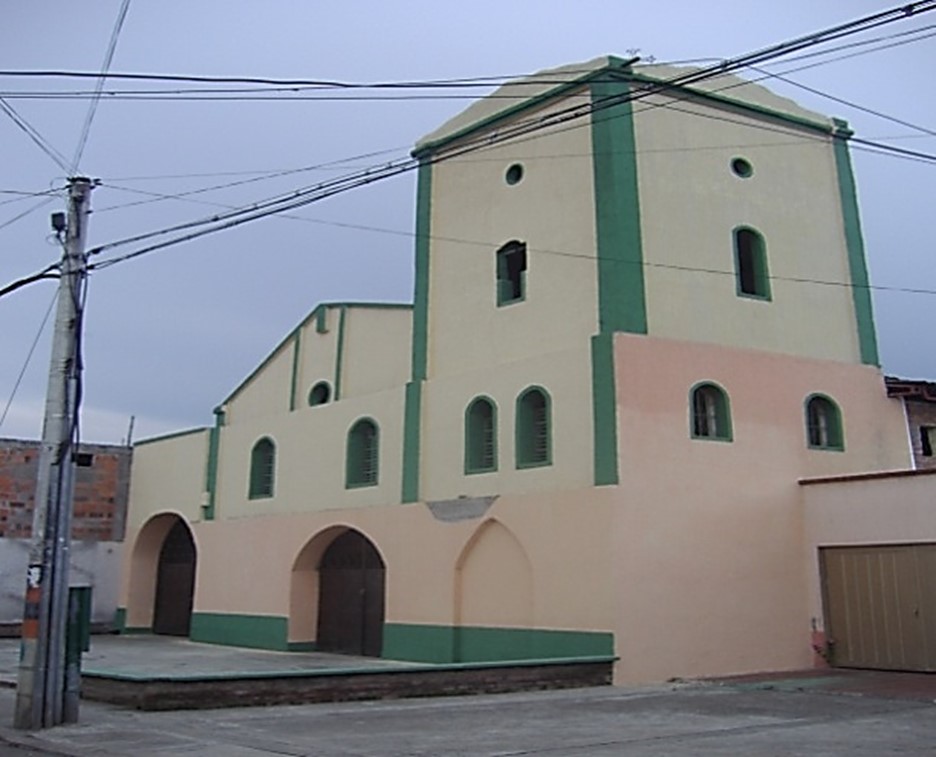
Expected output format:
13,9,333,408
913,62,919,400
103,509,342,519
1,677,935,756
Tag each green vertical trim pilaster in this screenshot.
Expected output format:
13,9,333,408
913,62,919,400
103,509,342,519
315,306,328,333
288,330,301,412
203,408,224,521
334,305,348,401
401,380,423,503
591,334,619,486
411,160,432,382
832,120,880,366
590,79,647,335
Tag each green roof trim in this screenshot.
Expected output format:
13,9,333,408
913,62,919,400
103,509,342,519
219,301,412,408
134,426,208,447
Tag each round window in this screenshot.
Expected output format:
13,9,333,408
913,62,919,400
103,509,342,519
731,157,753,178
505,163,524,185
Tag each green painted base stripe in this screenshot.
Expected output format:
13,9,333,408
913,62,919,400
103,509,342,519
190,612,289,652
591,79,647,336
121,626,153,635
832,123,879,366
383,623,613,664
591,334,619,486
402,380,423,503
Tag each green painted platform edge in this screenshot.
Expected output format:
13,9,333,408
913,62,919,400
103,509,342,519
189,612,289,651
383,622,614,664
81,655,617,684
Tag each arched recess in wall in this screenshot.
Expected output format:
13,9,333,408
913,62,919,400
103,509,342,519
289,525,386,657
454,519,533,661
126,512,197,637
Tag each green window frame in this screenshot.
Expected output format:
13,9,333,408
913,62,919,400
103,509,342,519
733,226,771,300
690,382,733,442
496,240,527,306
465,396,497,474
308,381,331,407
346,418,379,488
248,436,276,499
515,386,551,468
805,394,844,451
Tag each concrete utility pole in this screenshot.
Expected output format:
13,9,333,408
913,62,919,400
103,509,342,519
14,177,93,730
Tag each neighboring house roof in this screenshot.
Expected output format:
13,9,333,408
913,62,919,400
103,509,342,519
885,376,936,402
414,55,836,156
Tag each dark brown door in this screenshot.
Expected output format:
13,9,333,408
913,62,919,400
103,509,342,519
317,530,385,656
153,520,196,636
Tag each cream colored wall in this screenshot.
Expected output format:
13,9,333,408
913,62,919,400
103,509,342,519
186,485,617,642
215,386,405,519
223,342,294,424
426,91,599,380
801,471,936,633
420,342,594,502
340,307,411,398
609,333,909,683
633,92,862,363
295,307,339,408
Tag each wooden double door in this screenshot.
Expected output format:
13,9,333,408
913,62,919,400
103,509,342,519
316,530,385,657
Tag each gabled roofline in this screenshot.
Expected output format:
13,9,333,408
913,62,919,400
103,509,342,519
413,55,837,158
219,301,413,409
135,426,209,447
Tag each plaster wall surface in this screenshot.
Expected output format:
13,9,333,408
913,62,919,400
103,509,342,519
295,308,340,407
421,342,594,502
609,333,909,683
426,91,599,379
339,307,411,399
633,93,860,363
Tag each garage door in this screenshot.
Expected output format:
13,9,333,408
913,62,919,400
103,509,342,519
820,544,936,671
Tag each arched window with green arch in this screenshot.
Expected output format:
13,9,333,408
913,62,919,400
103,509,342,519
346,418,379,488
805,394,844,451
733,226,771,300
690,382,733,442
465,396,497,474
249,436,276,499
515,386,551,468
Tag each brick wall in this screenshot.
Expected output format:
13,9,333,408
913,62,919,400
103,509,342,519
0,439,131,541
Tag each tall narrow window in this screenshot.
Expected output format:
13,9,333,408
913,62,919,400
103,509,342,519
516,387,551,468
465,397,497,474
922,426,934,458
690,383,732,442
496,240,527,306
346,418,379,488
805,395,844,450
734,227,771,300
249,437,276,498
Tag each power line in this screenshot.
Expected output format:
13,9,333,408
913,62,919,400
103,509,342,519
0,99,71,173
71,0,131,173
0,290,57,431
0,196,57,233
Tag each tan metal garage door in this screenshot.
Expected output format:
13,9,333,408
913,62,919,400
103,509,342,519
820,544,936,672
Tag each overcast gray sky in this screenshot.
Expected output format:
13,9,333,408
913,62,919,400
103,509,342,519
1,1,934,443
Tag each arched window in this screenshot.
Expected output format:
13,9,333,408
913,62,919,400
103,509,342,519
465,397,497,474
249,437,276,499
346,418,379,488
496,240,527,306
805,395,844,451
734,227,771,300
516,387,551,468
308,381,331,407
690,383,732,442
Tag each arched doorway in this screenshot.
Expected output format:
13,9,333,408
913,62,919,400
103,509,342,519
152,519,197,636
316,530,385,656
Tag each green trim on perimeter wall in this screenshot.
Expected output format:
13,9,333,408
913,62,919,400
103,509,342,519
203,409,223,521
832,119,880,367
591,334,619,486
288,330,301,412
333,305,348,401
401,380,423,502
382,623,614,664
590,79,647,335
113,607,126,632
411,160,432,382
189,612,290,651
134,426,208,447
